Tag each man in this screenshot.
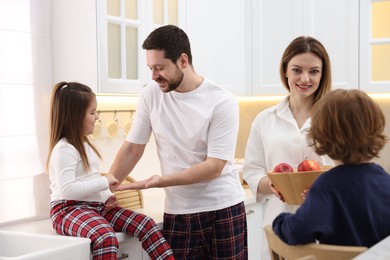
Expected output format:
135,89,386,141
109,25,247,259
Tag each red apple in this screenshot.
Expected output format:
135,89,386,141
297,159,320,172
273,163,294,173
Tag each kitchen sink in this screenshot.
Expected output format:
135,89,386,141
0,230,90,260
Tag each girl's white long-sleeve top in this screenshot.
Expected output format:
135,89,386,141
49,138,112,203
243,97,334,226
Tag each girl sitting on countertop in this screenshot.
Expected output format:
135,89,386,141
46,81,174,260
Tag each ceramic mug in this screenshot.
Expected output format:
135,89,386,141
107,119,119,138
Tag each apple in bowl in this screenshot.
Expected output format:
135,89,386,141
297,159,321,172
273,162,294,173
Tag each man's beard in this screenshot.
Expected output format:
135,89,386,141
166,71,184,92
159,66,184,92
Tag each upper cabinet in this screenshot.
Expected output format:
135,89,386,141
360,0,390,93
52,0,184,94
52,0,99,92
97,0,184,94
252,0,359,95
184,0,252,96
96,0,149,94
185,0,359,96
51,0,389,95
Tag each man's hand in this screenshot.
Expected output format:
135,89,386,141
116,175,161,191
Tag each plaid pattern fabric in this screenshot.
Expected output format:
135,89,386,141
162,202,248,260
50,200,174,260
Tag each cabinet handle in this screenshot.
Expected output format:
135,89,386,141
117,253,129,259
246,209,254,215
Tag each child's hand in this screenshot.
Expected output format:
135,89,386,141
104,194,118,210
104,173,119,192
269,181,285,202
301,189,310,200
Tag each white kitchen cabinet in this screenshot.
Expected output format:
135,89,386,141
45,0,241,95
52,0,185,94
51,0,387,96
246,201,263,260
97,0,186,94
359,0,390,93
51,0,99,92
184,0,359,96
118,236,147,260
252,0,359,95
184,0,252,96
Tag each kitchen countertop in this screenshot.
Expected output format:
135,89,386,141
353,235,390,260
0,188,256,243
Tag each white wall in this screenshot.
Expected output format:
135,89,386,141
0,0,52,225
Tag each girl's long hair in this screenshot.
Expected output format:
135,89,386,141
46,82,101,171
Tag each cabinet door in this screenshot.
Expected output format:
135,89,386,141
360,0,390,93
97,0,185,94
119,237,145,260
246,202,262,260
252,0,304,95
308,0,359,90
252,0,359,95
51,0,98,92
97,0,148,94
185,0,251,95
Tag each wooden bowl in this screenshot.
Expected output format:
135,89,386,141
267,166,332,205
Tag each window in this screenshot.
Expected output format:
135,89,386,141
97,0,179,94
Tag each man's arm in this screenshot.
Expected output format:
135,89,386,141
117,157,227,190
108,141,146,184
159,157,227,187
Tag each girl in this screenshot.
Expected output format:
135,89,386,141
47,82,174,260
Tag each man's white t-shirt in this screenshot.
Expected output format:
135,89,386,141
127,78,245,214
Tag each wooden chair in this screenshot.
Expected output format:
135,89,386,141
102,174,144,210
264,225,367,260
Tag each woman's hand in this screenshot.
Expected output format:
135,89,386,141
269,181,285,202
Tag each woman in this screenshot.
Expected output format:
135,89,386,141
243,36,334,259
46,81,174,260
